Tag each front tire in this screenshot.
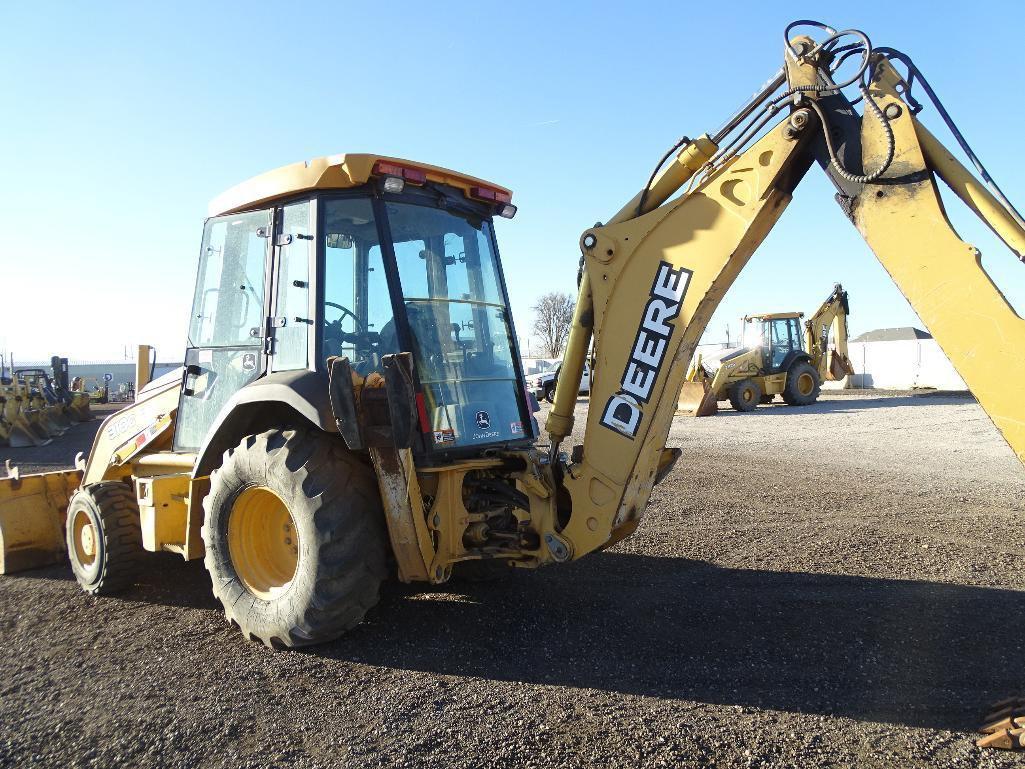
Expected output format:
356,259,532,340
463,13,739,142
202,428,388,649
66,481,144,595
543,383,555,404
783,361,821,406
728,379,762,412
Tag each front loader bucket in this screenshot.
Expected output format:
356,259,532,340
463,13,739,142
38,407,66,437
677,381,719,417
4,410,48,448
68,394,92,423
0,464,80,574
50,405,73,430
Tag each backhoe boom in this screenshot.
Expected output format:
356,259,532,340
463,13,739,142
546,26,1025,560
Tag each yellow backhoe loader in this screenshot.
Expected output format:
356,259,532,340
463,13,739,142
680,284,854,413
1,21,1024,655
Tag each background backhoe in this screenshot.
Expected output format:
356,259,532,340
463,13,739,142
679,283,854,414
0,21,1023,657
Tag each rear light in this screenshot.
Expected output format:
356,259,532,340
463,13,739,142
469,186,512,204
497,203,517,219
402,166,427,184
372,160,427,185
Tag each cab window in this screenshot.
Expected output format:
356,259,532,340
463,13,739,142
321,198,399,375
188,210,270,347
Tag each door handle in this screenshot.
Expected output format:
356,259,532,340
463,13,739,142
182,364,202,397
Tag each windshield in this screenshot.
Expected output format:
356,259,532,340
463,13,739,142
387,201,526,448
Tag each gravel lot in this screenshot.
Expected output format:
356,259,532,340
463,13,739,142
3,392,1025,768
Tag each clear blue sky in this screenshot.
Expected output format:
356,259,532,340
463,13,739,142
2,1,1023,363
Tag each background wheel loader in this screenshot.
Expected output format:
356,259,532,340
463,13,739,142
2,20,1025,654
678,284,854,415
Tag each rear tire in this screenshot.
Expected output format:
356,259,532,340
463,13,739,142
728,379,762,412
202,428,388,649
67,481,143,595
782,361,821,406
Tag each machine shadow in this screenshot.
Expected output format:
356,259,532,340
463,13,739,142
718,394,973,417
310,551,1025,732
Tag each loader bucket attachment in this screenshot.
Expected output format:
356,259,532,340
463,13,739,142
677,381,718,417
0,465,80,574
2,400,48,448
68,393,92,423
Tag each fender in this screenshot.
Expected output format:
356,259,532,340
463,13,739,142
779,350,812,375
193,369,337,477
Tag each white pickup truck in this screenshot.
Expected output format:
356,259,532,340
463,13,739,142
527,362,592,403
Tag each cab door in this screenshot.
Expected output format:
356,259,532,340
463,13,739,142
764,318,796,373
268,200,313,372
174,209,272,451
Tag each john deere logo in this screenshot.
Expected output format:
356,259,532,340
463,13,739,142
475,411,490,430
600,260,692,439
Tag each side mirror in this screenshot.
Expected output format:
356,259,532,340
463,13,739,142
325,233,354,249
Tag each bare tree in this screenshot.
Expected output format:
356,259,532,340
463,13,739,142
532,292,575,358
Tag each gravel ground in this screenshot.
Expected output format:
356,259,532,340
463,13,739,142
3,392,1025,768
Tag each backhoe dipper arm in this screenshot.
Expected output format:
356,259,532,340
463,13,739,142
542,26,1025,561
805,284,854,381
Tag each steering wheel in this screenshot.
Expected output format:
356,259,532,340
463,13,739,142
323,301,382,363
324,301,363,333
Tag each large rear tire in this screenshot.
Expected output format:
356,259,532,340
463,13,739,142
67,481,144,595
202,428,388,649
728,379,762,413
782,361,821,406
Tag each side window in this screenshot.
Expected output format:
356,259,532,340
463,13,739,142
188,210,270,347
392,237,429,299
272,202,311,371
789,318,805,352
322,198,397,373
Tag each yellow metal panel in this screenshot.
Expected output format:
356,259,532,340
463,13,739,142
369,447,433,583
82,380,181,485
560,122,813,556
0,469,81,573
208,154,512,217
136,473,190,552
744,312,802,321
854,64,1025,465
914,121,1025,260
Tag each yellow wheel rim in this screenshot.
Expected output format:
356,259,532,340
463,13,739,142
228,486,299,600
797,372,815,397
72,509,97,567
743,389,754,403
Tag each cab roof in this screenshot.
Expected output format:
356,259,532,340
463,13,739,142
208,153,512,217
743,311,804,322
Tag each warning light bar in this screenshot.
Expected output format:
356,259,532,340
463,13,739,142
372,160,427,185
469,186,512,205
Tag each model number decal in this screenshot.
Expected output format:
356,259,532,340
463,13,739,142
105,413,139,442
599,260,692,439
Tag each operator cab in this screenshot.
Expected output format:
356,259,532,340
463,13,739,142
742,312,805,373
175,154,532,458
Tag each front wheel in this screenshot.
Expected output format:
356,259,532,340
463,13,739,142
728,378,762,413
782,361,821,406
202,428,388,649
543,383,556,404
66,481,143,595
